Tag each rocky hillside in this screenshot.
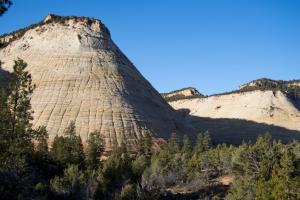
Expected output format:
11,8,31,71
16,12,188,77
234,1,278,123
161,87,204,102
238,78,300,98
167,82,300,144
0,14,191,147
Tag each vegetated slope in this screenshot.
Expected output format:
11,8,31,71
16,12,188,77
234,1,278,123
0,14,191,147
161,87,204,102
167,80,300,144
239,78,300,96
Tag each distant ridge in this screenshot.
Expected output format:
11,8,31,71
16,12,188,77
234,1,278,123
163,78,300,102
165,78,300,143
161,87,204,102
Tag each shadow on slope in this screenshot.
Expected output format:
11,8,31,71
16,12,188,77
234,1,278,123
0,68,11,87
177,109,300,145
287,94,300,111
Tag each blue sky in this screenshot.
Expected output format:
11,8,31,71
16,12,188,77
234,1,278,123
1,0,300,95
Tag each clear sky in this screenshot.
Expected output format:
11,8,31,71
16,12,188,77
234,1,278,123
1,0,299,95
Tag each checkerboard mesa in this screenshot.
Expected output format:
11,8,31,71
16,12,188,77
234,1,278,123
0,14,191,148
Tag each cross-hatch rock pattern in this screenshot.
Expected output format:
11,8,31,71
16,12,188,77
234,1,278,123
0,15,188,147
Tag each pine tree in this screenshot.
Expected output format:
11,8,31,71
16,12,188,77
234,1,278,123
138,131,152,158
255,174,273,200
86,131,105,169
203,131,212,150
33,126,49,158
167,132,180,154
64,122,85,167
182,135,191,153
194,133,206,154
8,59,34,136
271,148,299,200
51,135,68,165
64,121,76,138
51,122,85,167
0,59,35,172
50,164,87,198
0,76,11,167
70,135,85,167
0,0,12,16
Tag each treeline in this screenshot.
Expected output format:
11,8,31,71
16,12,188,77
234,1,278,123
209,78,300,99
0,59,299,199
163,94,204,102
239,78,300,98
161,87,205,102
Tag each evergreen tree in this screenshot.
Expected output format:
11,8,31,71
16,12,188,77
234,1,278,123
226,175,256,200
50,164,87,199
271,148,299,200
102,146,132,196
33,126,49,158
86,131,105,169
51,135,68,166
167,132,180,154
138,131,153,159
255,174,273,200
181,134,192,156
181,134,192,175
194,133,207,154
120,184,137,200
51,122,84,167
203,131,212,150
64,122,85,167
0,76,11,168
8,59,34,135
64,121,76,138
0,0,12,16
0,58,35,172
131,154,148,179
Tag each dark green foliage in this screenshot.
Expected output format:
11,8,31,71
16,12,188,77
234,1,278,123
138,131,153,159
0,0,12,16
0,61,299,199
227,134,300,200
194,131,211,154
51,135,68,166
9,59,34,133
102,147,132,186
181,134,192,160
239,78,300,98
51,122,85,167
186,133,230,182
120,184,137,200
209,78,300,99
167,132,180,154
33,126,49,158
86,131,105,169
269,148,300,199
0,58,34,172
50,164,87,199
132,154,148,179
161,87,205,102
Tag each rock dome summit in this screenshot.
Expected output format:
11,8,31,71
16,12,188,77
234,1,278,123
0,14,189,147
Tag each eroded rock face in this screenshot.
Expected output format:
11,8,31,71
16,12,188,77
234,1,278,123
163,87,202,98
0,15,189,147
162,87,204,102
169,90,300,131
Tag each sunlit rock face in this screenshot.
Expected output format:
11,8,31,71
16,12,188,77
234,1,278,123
0,14,190,147
170,90,300,132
